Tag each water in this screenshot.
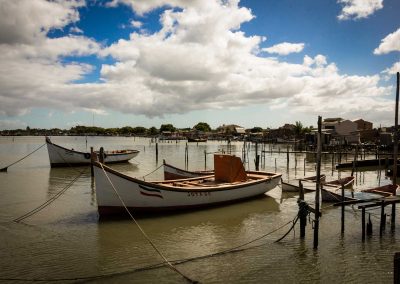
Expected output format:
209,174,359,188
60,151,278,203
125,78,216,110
0,136,399,283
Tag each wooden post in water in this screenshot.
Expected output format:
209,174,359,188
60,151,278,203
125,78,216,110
341,184,345,234
394,252,400,284
392,72,399,230
286,146,289,169
314,116,322,249
99,147,104,163
380,200,386,236
255,142,260,171
299,180,306,238
90,147,94,177
156,142,158,162
362,207,366,241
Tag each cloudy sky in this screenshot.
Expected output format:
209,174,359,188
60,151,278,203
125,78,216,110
0,0,399,130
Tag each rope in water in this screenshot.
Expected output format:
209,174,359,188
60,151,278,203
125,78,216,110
99,163,199,284
1,210,297,282
0,143,46,171
13,169,88,223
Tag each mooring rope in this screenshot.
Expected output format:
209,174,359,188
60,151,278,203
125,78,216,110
13,169,87,223
0,143,46,172
99,163,198,284
142,164,164,181
0,212,297,282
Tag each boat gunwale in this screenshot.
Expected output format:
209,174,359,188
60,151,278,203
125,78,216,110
94,161,282,192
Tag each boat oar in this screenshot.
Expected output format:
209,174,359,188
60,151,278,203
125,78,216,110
0,143,46,172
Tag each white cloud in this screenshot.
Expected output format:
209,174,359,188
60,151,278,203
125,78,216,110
374,28,400,55
262,42,305,55
0,119,27,130
0,0,395,127
337,0,383,21
131,20,143,28
381,62,400,81
70,26,84,34
0,0,84,44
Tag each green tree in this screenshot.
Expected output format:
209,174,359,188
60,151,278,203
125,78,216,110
160,124,175,133
250,126,263,133
294,121,304,138
193,122,211,132
148,127,158,136
133,126,147,135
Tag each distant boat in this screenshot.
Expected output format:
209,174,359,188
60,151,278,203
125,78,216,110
336,158,397,170
187,137,207,142
45,137,139,167
93,154,282,216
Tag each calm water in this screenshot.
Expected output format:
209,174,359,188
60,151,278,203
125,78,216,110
0,136,399,283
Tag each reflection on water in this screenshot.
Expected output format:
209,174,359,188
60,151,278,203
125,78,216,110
0,136,398,283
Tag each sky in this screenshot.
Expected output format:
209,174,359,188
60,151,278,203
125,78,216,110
0,0,399,130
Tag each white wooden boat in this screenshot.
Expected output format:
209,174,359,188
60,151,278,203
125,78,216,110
46,137,139,167
94,154,282,216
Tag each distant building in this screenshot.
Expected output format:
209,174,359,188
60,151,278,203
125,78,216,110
216,124,246,137
322,118,360,145
353,119,373,131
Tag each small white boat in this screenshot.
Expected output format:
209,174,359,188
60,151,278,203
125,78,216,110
46,137,139,167
94,154,282,216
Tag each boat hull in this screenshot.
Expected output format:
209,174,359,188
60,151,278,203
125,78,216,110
94,163,281,215
46,139,139,167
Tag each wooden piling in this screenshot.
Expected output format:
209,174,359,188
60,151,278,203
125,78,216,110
392,72,399,230
90,147,94,177
394,252,400,284
286,146,289,168
299,181,306,238
362,207,366,241
341,184,345,234
99,147,104,163
314,116,322,249
155,142,158,162
380,200,386,236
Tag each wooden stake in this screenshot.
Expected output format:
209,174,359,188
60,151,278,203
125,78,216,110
392,72,399,230
314,116,322,249
90,147,94,177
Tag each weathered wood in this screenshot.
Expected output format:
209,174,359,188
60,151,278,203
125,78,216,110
394,252,400,284
99,147,104,163
341,184,345,234
299,181,306,238
362,207,366,241
314,116,322,249
90,147,94,177
392,72,399,230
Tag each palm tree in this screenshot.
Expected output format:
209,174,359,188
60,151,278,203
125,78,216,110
294,121,304,139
